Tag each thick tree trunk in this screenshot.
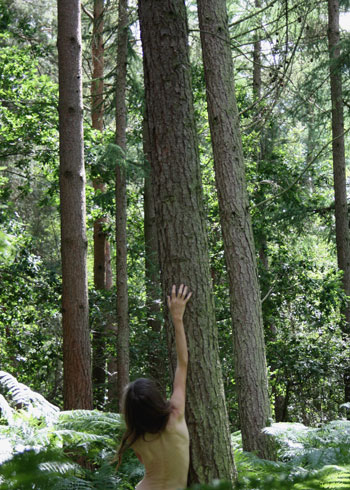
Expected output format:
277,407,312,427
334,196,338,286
143,113,166,392
115,0,129,411
327,0,350,403
57,0,92,409
197,0,273,459
139,0,236,484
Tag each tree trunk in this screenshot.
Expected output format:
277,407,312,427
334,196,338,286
197,0,274,459
57,0,92,410
143,112,167,393
91,0,104,134
91,0,107,293
327,0,350,403
139,0,236,483
90,0,112,409
115,0,129,411
253,0,262,102
253,0,280,425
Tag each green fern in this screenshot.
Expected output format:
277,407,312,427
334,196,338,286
0,371,132,488
2,372,350,489
0,370,59,424
228,421,350,490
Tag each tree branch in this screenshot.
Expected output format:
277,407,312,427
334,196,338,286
229,0,279,28
255,127,350,209
81,3,93,20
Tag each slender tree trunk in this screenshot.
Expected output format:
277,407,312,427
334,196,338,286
90,0,112,409
139,0,236,483
253,0,262,102
252,0,269,274
57,0,92,409
143,113,167,392
91,0,104,134
327,0,350,403
115,0,129,411
91,0,107,292
197,0,273,459
252,0,282,424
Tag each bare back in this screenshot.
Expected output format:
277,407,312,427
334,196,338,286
132,286,191,489
132,411,189,490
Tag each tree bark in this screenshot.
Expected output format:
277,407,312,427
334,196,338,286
90,0,112,409
91,0,104,134
139,0,236,483
143,112,167,393
115,0,129,411
57,0,93,409
197,0,274,459
327,0,350,403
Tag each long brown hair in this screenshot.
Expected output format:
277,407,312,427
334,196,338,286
116,378,171,469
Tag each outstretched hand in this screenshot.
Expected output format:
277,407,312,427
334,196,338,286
167,284,192,322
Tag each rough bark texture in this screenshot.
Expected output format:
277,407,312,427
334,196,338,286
115,0,129,411
57,0,92,410
143,113,167,393
197,0,273,459
327,0,350,403
139,0,236,483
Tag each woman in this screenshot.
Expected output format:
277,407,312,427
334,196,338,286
117,284,192,490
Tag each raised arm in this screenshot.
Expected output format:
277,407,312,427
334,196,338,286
167,284,192,418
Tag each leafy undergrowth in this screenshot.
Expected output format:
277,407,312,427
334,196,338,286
1,371,350,489
0,370,143,489
220,422,350,490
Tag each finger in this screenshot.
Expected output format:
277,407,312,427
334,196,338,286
185,291,192,303
167,295,171,308
171,284,176,298
183,285,188,298
178,284,184,296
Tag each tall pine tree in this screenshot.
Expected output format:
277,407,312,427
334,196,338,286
57,0,92,409
139,0,236,483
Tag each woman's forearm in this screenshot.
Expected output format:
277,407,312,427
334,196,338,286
167,284,191,367
173,318,188,366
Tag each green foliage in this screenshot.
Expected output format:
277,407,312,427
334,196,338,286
192,422,350,490
0,228,61,404
1,0,350,474
0,33,58,171
1,375,350,489
0,371,142,489
0,228,14,259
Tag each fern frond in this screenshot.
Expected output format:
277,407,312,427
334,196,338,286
0,371,59,423
0,448,82,490
57,410,123,436
51,478,94,490
39,461,80,475
88,463,121,489
53,429,112,447
0,393,14,425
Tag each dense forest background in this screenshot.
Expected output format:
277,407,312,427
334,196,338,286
1,0,350,488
